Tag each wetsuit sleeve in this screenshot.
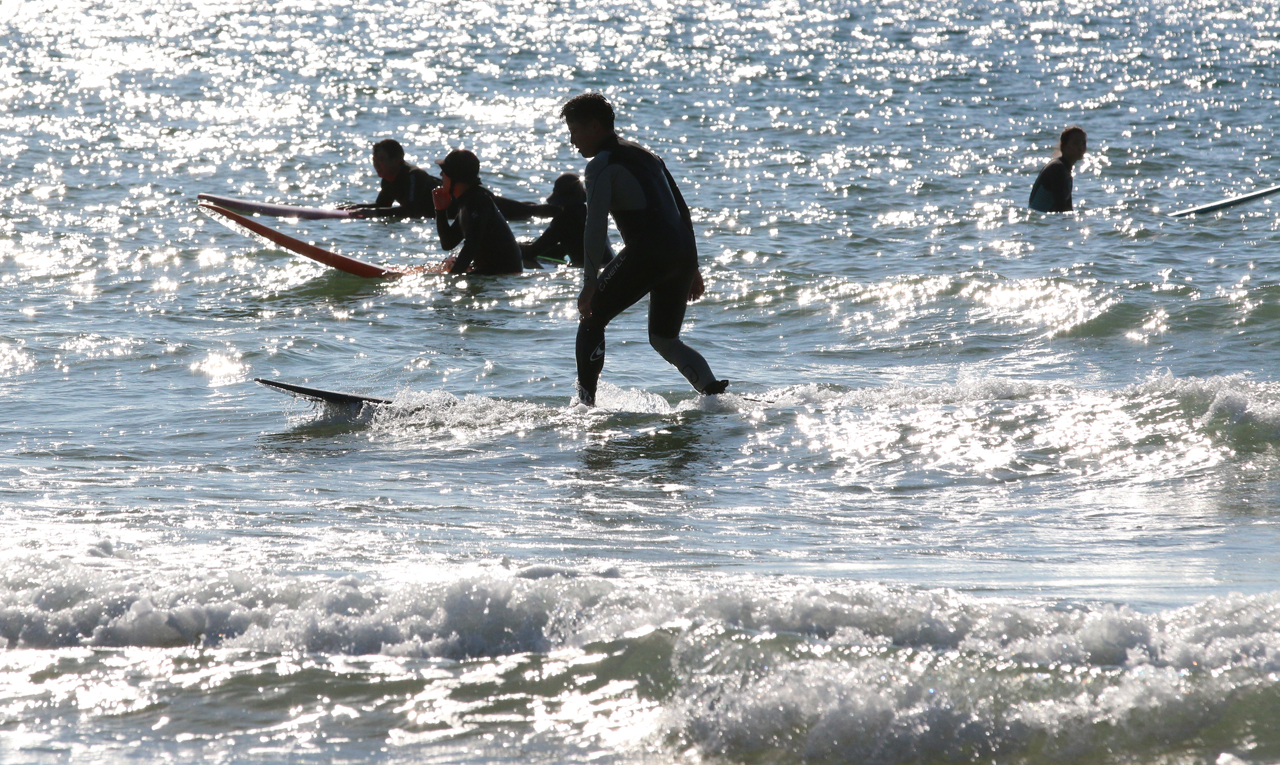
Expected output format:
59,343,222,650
493,195,558,221
662,164,697,255
436,208,464,251
446,202,480,274
375,179,395,208
523,213,566,261
582,154,614,289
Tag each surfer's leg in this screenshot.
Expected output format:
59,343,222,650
574,249,651,403
647,265,727,394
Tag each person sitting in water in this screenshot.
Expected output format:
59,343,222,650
516,173,591,269
431,149,523,275
1029,126,1087,213
343,138,440,219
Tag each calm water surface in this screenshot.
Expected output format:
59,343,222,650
3,0,1280,762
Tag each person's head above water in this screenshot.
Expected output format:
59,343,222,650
1058,126,1087,166
560,93,615,159
372,138,406,181
547,172,585,206
436,149,481,194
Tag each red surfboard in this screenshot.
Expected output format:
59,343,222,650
200,203,447,277
196,193,354,220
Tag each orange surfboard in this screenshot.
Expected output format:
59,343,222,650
200,203,447,277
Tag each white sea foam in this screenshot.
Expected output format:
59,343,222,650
3,559,1279,762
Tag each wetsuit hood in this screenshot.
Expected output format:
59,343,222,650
547,173,586,206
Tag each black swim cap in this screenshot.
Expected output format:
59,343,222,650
547,173,585,206
436,149,481,185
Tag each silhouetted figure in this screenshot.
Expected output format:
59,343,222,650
561,93,726,406
1029,126,1087,213
431,150,522,275
518,173,589,268
343,138,440,219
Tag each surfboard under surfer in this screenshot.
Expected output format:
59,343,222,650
431,149,523,275
343,138,440,219
1028,126,1087,213
561,93,727,406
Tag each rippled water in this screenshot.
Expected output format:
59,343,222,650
4,0,1280,762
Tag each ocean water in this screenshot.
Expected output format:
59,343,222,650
3,0,1280,762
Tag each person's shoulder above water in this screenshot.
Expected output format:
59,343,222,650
1029,158,1071,212
405,163,441,190
1028,125,1087,213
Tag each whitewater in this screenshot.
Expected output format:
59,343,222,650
3,0,1280,762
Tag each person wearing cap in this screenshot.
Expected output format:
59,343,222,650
431,149,523,275
342,138,440,219
516,173,591,268
560,92,727,407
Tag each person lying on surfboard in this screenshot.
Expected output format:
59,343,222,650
515,173,593,269
342,138,440,219
562,92,727,406
432,149,523,275
1029,126,1087,213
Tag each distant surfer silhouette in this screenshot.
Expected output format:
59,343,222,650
561,93,726,406
1029,126,1087,213
343,138,440,219
431,149,523,275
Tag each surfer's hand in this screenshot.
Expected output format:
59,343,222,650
687,270,705,302
432,187,452,211
578,285,595,319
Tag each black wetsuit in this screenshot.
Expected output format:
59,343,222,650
1029,157,1073,212
521,202,587,265
489,196,588,267
576,134,722,401
373,164,440,218
435,185,522,275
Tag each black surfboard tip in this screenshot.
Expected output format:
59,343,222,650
254,377,392,407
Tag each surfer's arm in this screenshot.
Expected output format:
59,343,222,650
582,156,617,288
436,209,464,251
445,202,483,274
493,195,558,221
447,242,474,274
663,164,697,244
522,213,567,261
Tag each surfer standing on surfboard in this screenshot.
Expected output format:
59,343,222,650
431,149,523,275
1029,126,1087,213
561,93,727,407
343,139,440,219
